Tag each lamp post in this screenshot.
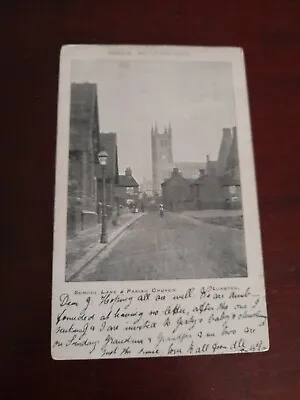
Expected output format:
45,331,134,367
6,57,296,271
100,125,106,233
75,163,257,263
93,176,100,223
98,150,108,243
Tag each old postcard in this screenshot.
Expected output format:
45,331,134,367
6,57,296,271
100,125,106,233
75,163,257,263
51,45,269,359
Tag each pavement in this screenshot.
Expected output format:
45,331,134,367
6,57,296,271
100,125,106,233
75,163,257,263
181,209,244,230
73,211,247,282
182,209,243,219
65,211,144,281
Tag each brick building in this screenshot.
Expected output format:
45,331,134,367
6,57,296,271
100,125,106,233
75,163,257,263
190,126,242,210
68,83,101,236
161,168,192,211
115,167,139,207
190,159,224,210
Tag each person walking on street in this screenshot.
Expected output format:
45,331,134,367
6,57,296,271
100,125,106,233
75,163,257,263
159,203,164,217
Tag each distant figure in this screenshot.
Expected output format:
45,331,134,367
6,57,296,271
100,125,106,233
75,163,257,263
159,204,164,218
225,198,230,210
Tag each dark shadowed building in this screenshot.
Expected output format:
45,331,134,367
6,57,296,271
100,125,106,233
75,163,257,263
190,155,223,210
201,155,223,209
115,167,139,207
190,126,242,210
191,168,224,210
68,82,100,236
161,168,192,211
206,154,218,176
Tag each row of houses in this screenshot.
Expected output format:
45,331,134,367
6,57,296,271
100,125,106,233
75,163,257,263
161,127,241,211
68,83,139,237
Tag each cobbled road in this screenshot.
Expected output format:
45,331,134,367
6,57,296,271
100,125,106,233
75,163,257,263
78,212,247,281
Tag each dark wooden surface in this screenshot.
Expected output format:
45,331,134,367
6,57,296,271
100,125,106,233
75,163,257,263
2,1,300,399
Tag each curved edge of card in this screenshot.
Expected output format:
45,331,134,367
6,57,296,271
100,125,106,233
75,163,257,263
51,44,269,361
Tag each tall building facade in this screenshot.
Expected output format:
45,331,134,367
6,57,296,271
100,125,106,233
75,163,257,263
151,123,174,195
68,83,101,236
216,127,233,177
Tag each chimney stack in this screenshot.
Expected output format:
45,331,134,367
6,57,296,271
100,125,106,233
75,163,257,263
232,126,237,138
223,127,232,138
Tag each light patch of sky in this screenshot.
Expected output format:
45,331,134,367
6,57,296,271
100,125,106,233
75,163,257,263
71,60,236,183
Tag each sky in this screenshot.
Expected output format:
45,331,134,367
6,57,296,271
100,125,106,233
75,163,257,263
71,59,236,183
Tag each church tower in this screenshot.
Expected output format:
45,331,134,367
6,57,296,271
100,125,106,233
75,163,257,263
151,122,174,196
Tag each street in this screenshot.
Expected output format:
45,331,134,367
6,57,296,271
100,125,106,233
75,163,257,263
74,212,247,281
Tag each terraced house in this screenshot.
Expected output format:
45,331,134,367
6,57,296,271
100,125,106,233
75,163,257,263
162,126,242,211
192,126,242,210
68,82,121,235
115,167,139,208
68,82,101,236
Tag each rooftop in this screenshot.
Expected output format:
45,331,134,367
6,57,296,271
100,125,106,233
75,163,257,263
118,175,139,187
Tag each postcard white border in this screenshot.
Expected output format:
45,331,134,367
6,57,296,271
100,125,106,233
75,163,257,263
51,45,268,358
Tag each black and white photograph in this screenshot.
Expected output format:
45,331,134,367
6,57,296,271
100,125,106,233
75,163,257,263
65,55,246,282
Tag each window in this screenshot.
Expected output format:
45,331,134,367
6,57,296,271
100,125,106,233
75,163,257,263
69,150,81,161
126,187,134,195
229,185,237,195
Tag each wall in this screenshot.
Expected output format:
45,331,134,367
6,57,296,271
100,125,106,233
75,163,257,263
193,176,225,210
223,185,242,209
162,175,191,211
98,181,115,218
